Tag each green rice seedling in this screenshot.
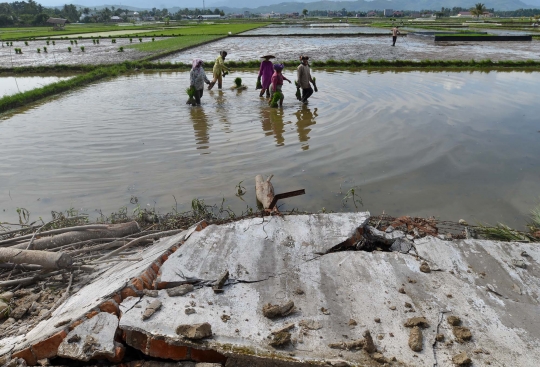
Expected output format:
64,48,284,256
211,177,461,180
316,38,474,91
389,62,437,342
312,77,318,92
139,38,142,42
68,46,72,52
98,35,102,38
78,36,82,39
80,46,85,52
186,86,196,105
96,39,99,44
130,38,133,43
294,81,301,100
152,38,155,42
92,39,96,44
118,46,124,52
70,40,74,45
112,39,116,43
74,40,78,45
342,186,363,210
43,46,47,53
46,40,50,45
37,48,40,53
234,77,242,88
24,41,28,46
52,41,55,45
269,91,283,108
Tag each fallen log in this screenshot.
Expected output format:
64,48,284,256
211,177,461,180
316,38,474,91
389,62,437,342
10,222,140,251
255,174,275,210
0,248,73,269
0,224,107,247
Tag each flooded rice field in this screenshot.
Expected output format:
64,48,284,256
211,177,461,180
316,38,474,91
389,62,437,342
242,25,387,35
0,75,73,97
1,70,539,227
160,35,540,63
0,38,163,67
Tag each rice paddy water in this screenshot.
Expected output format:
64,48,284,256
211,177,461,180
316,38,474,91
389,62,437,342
1,70,539,228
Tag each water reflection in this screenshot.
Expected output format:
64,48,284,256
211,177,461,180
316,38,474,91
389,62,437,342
189,107,211,151
294,106,318,151
260,107,287,146
209,89,232,133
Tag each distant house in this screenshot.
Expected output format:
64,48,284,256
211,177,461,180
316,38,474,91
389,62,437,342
110,16,122,23
367,11,377,17
384,9,393,17
393,11,403,17
127,11,140,21
47,17,69,30
201,15,221,20
458,11,473,17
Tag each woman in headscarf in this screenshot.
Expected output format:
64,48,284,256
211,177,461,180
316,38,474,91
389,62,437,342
257,54,275,98
208,51,230,90
270,63,292,107
190,58,210,106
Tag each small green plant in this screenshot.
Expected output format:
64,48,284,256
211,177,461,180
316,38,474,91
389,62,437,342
139,38,142,42
96,39,99,44
68,46,71,52
152,38,155,42
256,77,262,89
46,40,50,45
112,39,116,43
80,46,85,52
186,86,196,104
74,40,78,45
70,40,74,45
43,46,47,53
234,77,242,88
37,48,40,53
52,41,55,45
78,36,82,39
269,91,283,107
342,186,363,211
24,41,28,46
92,39,96,44
477,223,530,242
235,181,246,197
118,46,124,52
295,81,301,100
130,38,133,43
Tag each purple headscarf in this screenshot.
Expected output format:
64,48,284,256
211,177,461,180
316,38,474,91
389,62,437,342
273,63,284,71
192,58,204,70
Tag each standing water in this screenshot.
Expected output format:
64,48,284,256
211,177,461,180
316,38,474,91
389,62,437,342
0,70,539,227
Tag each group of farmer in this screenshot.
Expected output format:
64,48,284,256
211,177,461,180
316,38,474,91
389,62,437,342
189,51,317,107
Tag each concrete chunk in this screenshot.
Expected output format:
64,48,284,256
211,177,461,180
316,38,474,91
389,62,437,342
166,284,194,297
57,312,118,361
262,301,295,319
142,300,162,320
404,317,430,328
176,322,212,340
408,326,423,352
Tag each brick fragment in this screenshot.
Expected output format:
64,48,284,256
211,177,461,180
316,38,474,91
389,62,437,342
31,330,67,360
124,330,148,352
190,347,227,364
196,220,208,231
120,286,138,300
99,299,119,316
85,310,99,319
147,338,189,360
12,347,37,366
69,319,84,331
112,293,122,305
106,342,126,363
151,261,161,274
131,277,144,291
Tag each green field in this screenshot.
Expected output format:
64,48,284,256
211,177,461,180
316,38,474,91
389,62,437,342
128,35,225,54
0,22,267,40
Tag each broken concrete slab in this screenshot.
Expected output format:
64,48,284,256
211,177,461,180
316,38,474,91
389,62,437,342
119,214,540,367
57,312,118,361
176,323,212,340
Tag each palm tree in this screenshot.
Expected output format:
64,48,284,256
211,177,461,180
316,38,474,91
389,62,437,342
302,9,308,17
471,3,486,18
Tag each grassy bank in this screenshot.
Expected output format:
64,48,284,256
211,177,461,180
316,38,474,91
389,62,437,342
136,23,267,37
128,34,224,54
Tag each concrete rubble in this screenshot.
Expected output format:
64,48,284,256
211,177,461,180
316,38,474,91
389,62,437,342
0,212,539,366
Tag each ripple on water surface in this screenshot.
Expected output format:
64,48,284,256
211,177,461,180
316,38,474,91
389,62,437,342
0,70,539,227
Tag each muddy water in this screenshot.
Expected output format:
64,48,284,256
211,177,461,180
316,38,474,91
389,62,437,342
1,71,539,228
159,35,540,63
0,75,73,97
242,25,386,35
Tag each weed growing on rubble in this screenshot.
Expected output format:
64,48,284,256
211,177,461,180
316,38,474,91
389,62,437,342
477,223,531,242
235,181,247,197
531,200,540,229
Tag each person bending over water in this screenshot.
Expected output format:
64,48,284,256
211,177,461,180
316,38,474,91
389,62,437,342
257,54,275,98
208,51,230,90
392,26,401,46
190,58,210,106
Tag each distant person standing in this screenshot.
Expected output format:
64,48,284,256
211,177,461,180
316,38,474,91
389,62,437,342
297,56,316,104
392,26,401,46
208,51,229,90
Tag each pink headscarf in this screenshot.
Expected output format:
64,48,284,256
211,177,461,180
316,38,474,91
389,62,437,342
192,58,204,70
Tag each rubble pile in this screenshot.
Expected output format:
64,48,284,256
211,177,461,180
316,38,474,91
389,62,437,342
0,213,538,366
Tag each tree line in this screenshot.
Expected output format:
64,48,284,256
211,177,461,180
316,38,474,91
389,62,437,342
0,1,225,27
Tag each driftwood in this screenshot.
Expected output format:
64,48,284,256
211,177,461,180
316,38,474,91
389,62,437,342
255,174,275,210
0,222,100,246
0,248,73,269
96,229,185,261
10,222,140,251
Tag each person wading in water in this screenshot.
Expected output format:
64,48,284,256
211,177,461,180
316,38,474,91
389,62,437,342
297,56,316,104
189,58,210,106
208,51,230,90
392,26,401,46
257,54,275,98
